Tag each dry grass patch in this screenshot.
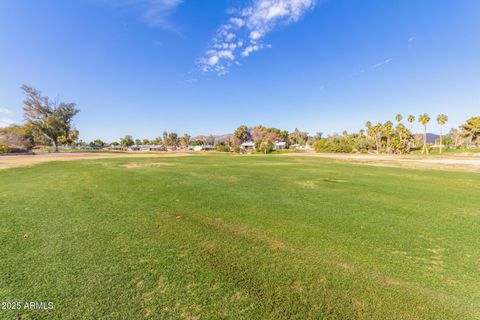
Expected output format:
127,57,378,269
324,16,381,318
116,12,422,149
0,152,193,170
121,162,175,169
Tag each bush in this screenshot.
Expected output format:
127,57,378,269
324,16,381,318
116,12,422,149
0,143,11,153
314,138,352,153
215,142,231,152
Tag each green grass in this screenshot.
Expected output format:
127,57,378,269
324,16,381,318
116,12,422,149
1,154,479,319
411,147,480,155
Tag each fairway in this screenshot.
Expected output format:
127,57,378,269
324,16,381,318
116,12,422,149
1,154,479,319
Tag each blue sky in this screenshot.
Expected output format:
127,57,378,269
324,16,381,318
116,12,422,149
0,0,479,141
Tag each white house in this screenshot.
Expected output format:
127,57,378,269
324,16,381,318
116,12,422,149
274,141,286,150
193,145,215,151
240,141,256,150
142,145,166,151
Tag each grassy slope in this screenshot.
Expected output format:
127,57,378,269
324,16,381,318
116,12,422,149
0,155,479,319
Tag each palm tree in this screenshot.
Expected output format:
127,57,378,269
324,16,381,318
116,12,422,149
407,115,415,131
395,114,403,123
368,123,383,154
383,121,394,153
180,133,191,148
419,113,431,155
436,114,448,154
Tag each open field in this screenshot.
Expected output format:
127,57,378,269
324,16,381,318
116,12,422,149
0,152,193,170
1,154,479,319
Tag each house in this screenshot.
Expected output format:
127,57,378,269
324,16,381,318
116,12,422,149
240,141,256,150
274,141,286,150
193,145,215,151
138,145,166,151
127,145,141,151
149,145,166,151
105,145,123,151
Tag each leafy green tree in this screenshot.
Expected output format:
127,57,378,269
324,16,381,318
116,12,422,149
395,114,403,123
215,141,231,152
120,135,134,148
460,116,480,147
135,139,141,146
259,139,274,154
191,140,204,146
21,85,79,152
90,139,105,148
152,137,163,145
289,128,308,146
180,134,191,147
436,114,448,153
233,125,251,145
419,113,431,155
167,132,179,147
142,139,150,145
278,130,289,142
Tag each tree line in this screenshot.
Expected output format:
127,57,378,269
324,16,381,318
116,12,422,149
312,113,478,155
1,86,480,155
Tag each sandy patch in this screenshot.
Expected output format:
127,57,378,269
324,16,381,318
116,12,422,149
0,152,192,170
280,153,480,173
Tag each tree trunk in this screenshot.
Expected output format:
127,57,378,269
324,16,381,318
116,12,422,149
53,139,59,153
439,126,443,154
423,126,428,155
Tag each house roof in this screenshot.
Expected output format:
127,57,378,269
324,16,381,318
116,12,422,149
241,141,255,147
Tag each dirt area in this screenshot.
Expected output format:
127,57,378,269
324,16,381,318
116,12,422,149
0,152,192,170
284,152,480,172
2,151,480,173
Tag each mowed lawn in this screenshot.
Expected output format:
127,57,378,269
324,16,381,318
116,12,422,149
1,154,479,319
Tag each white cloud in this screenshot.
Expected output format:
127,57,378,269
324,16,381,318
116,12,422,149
101,0,183,30
241,45,261,57
249,30,263,40
0,118,14,127
373,58,393,68
0,107,12,115
198,0,317,74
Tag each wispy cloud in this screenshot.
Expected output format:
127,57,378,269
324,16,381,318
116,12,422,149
101,0,183,31
373,58,393,68
0,107,13,115
408,36,416,48
198,0,318,75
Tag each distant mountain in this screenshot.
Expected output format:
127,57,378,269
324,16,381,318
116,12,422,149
415,133,440,144
191,134,233,144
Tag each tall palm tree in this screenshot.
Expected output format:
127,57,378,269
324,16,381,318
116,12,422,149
372,123,383,154
419,113,431,155
407,115,415,131
383,121,394,153
436,114,448,154
395,114,403,123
